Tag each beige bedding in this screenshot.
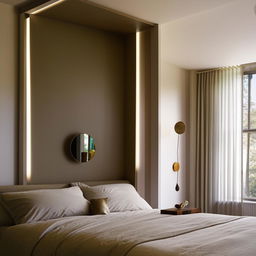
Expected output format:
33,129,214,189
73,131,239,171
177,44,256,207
0,210,256,256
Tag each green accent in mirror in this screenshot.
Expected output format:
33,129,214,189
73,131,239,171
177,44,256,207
70,133,96,162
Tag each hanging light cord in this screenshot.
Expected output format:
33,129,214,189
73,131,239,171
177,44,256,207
177,134,180,184
177,134,180,162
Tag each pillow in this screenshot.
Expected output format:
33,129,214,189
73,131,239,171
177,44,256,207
90,198,110,215
72,183,152,212
1,186,90,224
0,198,13,226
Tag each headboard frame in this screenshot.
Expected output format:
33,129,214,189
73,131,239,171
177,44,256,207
0,184,68,193
0,180,129,193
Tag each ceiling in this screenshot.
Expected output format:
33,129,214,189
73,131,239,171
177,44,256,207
89,0,237,24
38,0,153,34
160,0,256,69
1,0,238,24
87,0,256,70
1,0,256,70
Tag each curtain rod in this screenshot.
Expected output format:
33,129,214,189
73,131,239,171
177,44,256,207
197,65,240,74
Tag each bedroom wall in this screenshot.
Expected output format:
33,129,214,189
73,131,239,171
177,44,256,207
29,16,126,184
0,3,18,185
138,28,159,207
159,62,189,208
159,23,189,208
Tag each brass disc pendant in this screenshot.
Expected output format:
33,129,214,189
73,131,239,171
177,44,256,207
174,121,185,134
172,162,180,172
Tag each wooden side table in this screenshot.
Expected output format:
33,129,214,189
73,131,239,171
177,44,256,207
160,208,201,215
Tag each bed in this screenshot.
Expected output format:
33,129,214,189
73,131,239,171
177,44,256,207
0,181,256,256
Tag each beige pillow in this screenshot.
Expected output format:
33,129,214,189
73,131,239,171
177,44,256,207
1,187,90,224
90,198,110,215
73,183,152,212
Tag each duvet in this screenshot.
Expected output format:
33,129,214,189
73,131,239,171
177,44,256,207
1,210,256,256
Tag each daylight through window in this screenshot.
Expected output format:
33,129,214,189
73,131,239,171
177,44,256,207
243,73,256,199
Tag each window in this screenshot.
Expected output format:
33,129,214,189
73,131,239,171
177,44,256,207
243,73,256,199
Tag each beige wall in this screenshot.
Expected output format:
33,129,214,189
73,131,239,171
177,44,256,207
136,28,159,207
188,70,197,207
0,3,18,185
159,61,189,208
159,23,189,207
124,34,136,187
29,16,126,184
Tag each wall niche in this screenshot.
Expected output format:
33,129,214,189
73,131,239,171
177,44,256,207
20,0,158,207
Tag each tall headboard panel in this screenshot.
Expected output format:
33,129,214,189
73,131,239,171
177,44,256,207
0,180,129,193
0,184,68,193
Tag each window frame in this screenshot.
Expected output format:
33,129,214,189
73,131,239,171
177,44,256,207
243,71,256,201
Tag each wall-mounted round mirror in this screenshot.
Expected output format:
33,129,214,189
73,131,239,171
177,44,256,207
70,134,96,162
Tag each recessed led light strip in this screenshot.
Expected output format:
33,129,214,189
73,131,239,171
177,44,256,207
136,32,141,173
25,16,31,182
28,0,65,15
24,0,65,183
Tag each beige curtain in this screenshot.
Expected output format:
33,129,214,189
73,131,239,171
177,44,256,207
195,66,242,215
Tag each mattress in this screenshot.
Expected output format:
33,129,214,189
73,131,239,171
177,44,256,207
1,209,256,256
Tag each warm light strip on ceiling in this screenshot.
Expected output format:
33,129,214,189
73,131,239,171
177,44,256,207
29,0,65,15
25,16,32,182
135,32,141,173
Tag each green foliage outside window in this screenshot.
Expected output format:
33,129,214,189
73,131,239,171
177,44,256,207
243,74,256,198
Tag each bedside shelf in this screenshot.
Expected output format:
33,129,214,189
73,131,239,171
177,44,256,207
160,208,201,215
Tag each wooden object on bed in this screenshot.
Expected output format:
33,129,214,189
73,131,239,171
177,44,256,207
160,208,201,215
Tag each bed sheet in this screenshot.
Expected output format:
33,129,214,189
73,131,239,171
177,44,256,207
1,210,255,256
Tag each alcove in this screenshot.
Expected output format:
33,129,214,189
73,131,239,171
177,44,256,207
19,0,159,206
